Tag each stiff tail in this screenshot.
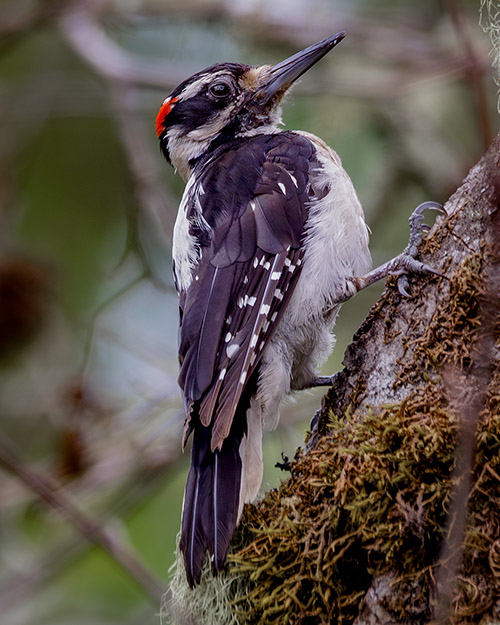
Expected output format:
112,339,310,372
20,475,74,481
179,420,244,587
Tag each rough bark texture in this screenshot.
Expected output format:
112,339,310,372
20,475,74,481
311,130,500,446
167,133,500,625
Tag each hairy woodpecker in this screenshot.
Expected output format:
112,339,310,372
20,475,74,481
156,33,442,586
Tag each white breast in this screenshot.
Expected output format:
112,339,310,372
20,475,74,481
290,131,371,320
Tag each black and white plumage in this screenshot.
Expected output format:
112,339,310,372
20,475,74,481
156,33,438,587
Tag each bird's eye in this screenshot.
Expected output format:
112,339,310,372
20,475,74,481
208,81,232,99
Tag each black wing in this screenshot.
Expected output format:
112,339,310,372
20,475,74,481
177,132,315,451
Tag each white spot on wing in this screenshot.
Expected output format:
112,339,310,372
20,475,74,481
271,271,281,281
250,334,258,348
260,304,270,316
278,182,286,195
240,371,247,385
227,344,240,358
219,368,227,381
225,332,232,342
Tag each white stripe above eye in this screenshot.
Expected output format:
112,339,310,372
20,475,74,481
178,71,229,100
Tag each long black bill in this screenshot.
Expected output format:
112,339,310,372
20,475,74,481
255,32,346,103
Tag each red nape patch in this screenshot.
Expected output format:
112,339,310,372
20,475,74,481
155,97,179,137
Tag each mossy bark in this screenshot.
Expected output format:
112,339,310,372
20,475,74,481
167,133,500,625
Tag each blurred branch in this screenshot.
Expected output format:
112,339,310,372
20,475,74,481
57,1,494,100
0,434,165,605
58,1,179,275
447,0,494,151
0,0,62,55
109,82,177,253
0,457,177,614
58,1,186,89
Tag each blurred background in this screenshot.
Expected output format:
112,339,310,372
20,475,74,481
0,0,499,623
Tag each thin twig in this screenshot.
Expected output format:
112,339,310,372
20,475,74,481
109,81,178,251
0,434,165,605
58,1,188,89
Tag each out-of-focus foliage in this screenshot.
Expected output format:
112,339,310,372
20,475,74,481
0,1,498,624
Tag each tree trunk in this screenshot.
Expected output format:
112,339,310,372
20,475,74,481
167,132,500,625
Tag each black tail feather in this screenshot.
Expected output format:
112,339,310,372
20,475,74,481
180,420,244,586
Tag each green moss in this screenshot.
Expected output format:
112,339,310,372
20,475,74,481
225,394,454,624
397,253,484,388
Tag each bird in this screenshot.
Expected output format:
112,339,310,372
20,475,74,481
156,33,442,587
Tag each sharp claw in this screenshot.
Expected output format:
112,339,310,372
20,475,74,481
397,276,411,297
406,200,446,260
394,257,446,297
413,200,446,215
419,263,447,279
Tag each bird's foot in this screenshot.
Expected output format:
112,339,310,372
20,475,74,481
394,201,447,297
351,201,446,298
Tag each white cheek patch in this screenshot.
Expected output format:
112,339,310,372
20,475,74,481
187,105,236,141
